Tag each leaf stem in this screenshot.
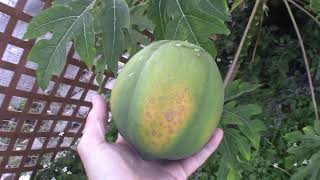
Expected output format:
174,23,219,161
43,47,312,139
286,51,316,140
289,0,320,27
229,0,245,14
271,163,292,176
283,0,319,121
250,11,264,64
224,0,261,88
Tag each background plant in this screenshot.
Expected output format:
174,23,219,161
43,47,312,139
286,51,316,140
24,0,320,179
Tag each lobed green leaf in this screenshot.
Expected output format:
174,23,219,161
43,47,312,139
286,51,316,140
94,0,130,74
225,79,262,102
148,0,230,56
25,0,96,89
199,0,230,21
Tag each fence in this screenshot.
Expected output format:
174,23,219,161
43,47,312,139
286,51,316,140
0,0,119,179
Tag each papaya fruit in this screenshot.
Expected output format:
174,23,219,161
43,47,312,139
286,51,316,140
110,40,224,160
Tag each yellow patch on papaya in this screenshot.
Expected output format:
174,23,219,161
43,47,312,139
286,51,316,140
139,87,194,153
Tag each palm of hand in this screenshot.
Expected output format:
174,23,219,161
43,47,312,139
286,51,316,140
77,96,223,180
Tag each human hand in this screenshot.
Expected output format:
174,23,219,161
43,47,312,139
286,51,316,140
77,95,224,180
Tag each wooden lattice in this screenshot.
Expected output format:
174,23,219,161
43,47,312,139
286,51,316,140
0,0,121,179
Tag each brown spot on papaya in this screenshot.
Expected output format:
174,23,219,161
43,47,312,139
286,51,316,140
165,110,175,121
159,120,163,126
149,97,156,104
145,111,152,119
168,125,174,133
176,97,182,104
140,86,194,153
152,130,157,136
179,105,185,112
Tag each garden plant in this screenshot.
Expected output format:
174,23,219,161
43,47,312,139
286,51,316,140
18,0,320,179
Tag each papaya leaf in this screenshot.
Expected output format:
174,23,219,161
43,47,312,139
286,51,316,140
216,158,241,180
285,122,320,180
229,0,245,13
223,103,265,149
148,0,230,56
165,0,230,55
94,0,130,74
125,0,134,6
130,2,154,32
125,2,152,57
315,120,320,134
217,101,265,180
199,0,230,21
310,0,320,13
52,0,72,6
216,157,231,179
291,151,320,180
148,0,168,40
24,0,96,89
225,129,251,161
125,0,140,7
227,167,242,180
225,79,262,102
285,123,320,160
217,137,241,180
123,28,150,58
73,13,96,69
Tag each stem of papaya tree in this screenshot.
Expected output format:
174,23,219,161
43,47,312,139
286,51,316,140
224,0,261,88
250,10,264,64
283,0,319,121
288,0,320,27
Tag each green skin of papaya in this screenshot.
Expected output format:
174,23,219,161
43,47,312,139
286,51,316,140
110,40,224,160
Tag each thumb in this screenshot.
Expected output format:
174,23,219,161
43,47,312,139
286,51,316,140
180,128,223,176
81,95,108,144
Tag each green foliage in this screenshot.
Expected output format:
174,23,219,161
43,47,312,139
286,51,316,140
106,119,119,143
125,2,153,56
310,0,320,13
290,152,320,180
25,0,320,179
225,79,262,102
24,0,96,89
215,80,266,180
148,0,230,56
26,0,230,90
286,121,320,180
35,121,119,179
94,0,130,74
35,150,86,180
223,102,266,150
232,0,265,67
191,2,320,178
199,0,230,21
229,0,245,13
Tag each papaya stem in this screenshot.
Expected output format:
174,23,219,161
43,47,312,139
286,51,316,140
283,0,319,121
229,0,245,14
288,0,320,27
224,0,262,87
250,10,264,64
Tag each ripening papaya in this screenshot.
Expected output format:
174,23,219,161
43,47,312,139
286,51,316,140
110,40,224,160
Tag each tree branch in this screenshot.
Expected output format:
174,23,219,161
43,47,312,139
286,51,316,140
283,0,319,121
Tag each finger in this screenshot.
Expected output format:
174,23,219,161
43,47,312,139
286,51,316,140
116,133,136,150
116,133,126,144
180,128,223,176
81,95,107,144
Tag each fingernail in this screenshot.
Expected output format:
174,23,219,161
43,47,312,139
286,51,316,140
215,128,224,137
